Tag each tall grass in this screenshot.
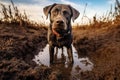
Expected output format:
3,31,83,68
0,0,26,25
0,0,45,28
1,0,120,28
74,0,120,29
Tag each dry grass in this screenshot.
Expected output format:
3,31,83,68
0,0,48,29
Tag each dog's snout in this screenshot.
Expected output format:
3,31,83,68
56,20,64,24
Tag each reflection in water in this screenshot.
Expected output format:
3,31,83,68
33,44,93,79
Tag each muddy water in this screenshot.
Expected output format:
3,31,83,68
33,44,93,79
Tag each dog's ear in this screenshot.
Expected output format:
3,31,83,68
43,3,56,19
69,6,80,22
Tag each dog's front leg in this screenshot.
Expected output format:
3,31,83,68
49,45,54,64
67,46,74,63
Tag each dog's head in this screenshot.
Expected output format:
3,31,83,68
43,3,79,36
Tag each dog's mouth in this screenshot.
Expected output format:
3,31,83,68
52,28,67,37
52,28,70,41
52,29,60,37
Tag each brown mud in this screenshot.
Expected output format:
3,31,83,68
0,22,120,80
0,23,53,80
73,24,120,80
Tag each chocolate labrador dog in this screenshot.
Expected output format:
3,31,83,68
43,3,79,64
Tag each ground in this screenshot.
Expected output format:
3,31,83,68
73,24,120,80
0,23,52,80
0,21,120,80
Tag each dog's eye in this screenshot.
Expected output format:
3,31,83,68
63,11,69,16
63,11,70,19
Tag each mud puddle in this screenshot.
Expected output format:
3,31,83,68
33,44,93,79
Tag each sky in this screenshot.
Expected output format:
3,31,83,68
0,0,117,25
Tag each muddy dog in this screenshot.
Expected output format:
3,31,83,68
43,3,79,64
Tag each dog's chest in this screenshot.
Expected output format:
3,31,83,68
50,34,72,48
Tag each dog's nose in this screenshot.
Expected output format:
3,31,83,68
56,20,64,24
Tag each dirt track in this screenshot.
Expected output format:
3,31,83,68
0,22,120,80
